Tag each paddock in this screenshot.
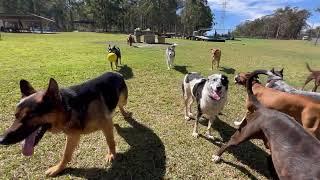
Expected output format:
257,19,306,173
0,32,319,179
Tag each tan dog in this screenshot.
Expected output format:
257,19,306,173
211,48,221,69
234,70,320,140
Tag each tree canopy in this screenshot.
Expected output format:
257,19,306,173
1,0,214,34
233,6,311,39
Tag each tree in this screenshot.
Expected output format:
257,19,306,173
181,0,213,35
233,6,310,39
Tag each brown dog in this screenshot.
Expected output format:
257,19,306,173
213,70,320,179
127,34,134,46
301,63,320,92
234,70,320,140
211,48,221,69
0,72,130,177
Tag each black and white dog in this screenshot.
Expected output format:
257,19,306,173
266,68,320,101
182,72,229,138
166,45,176,70
108,44,122,66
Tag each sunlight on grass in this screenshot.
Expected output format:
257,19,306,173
0,32,319,179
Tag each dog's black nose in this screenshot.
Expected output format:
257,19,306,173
216,86,222,91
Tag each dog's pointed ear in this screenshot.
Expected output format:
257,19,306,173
20,80,36,97
280,68,284,76
44,78,61,102
271,68,275,73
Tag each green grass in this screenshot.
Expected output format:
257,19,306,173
0,32,319,179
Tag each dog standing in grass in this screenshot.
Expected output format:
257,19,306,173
166,45,176,70
0,72,131,177
107,44,122,70
211,48,221,69
182,72,229,138
301,63,320,92
127,34,134,46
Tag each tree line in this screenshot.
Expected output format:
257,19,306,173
1,0,213,35
233,7,311,39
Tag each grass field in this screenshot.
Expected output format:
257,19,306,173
0,32,319,179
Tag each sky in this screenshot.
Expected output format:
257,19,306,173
207,0,320,34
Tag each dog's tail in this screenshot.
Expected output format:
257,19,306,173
306,63,313,72
246,70,269,111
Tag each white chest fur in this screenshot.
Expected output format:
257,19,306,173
200,92,227,119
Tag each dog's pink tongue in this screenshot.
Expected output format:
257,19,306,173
211,91,221,100
21,131,37,156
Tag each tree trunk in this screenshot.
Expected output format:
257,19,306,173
315,28,320,46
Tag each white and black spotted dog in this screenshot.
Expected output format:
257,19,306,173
165,45,176,70
182,72,229,139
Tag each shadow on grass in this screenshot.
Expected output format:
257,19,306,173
173,65,189,74
219,66,236,75
63,117,166,179
116,64,133,80
199,117,271,179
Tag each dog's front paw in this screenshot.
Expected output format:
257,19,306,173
205,132,214,139
122,111,132,119
106,153,116,163
185,116,191,121
45,164,64,177
192,132,199,138
211,155,221,163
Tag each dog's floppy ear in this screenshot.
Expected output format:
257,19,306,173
20,80,36,97
44,78,61,102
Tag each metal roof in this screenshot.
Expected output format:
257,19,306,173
0,13,55,22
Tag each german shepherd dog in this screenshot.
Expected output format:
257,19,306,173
108,44,122,69
0,72,130,177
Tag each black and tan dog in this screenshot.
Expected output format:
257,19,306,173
0,72,130,177
108,44,122,69
213,70,320,179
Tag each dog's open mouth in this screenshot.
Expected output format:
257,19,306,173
21,124,50,156
210,89,222,100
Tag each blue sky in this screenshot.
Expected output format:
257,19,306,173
208,0,320,34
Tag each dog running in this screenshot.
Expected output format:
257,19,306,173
107,44,122,70
210,48,221,70
301,63,320,92
182,72,229,138
234,70,320,140
212,70,320,179
165,45,176,70
266,68,320,101
0,72,130,177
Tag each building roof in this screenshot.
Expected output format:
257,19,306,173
0,13,55,22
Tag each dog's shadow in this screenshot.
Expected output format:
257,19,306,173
116,64,134,80
174,65,189,74
199,117,272,179
63,117,166,179
219,66,236,74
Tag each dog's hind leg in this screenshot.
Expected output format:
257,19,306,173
45,134,80,177
102,119,116,163
184,92,194,120
301,76,313,90
110,62,114,70
212,119,261,163
118,89,131,118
